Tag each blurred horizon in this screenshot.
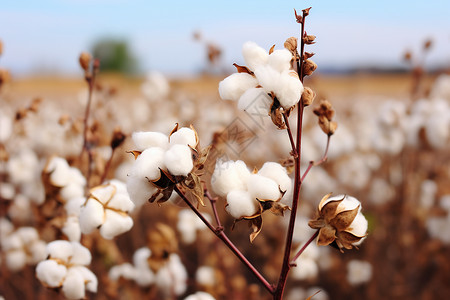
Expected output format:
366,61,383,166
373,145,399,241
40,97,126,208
1,0,450,77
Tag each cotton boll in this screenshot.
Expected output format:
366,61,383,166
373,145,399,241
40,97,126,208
237,87,272,117
195,266,216,286
164,144,194,176
65,197,85,216
0,218,14,237
368,178,395,205
218,73,258,101
132,131,169,151
258,162,291,193
242,41,269,71
7,148,39,184
425,113,449,149
348,213,368,245
247,174,281,201
135,268,156,287
439,195,450,212
254,65,281,95
60,183,85,203
0,111,12,142
70,242,92,266
211,160,250,197
347,260,373,285
420,179,437,209
47,240,74,262
290,258,318,280
268,49,293,72
133,247,151,270
133,147,166,181
107,193,135,213
109,263,136,281
226,190,258,219
2,233,22,251
79,199,104,234
155,254,187,296
46,157,72,187
90,184,115,205
100,210,133,239
8,194,32,222
141,71,170,101
169,127,197,147
62,268,86,300
16,227,39,245
36,259,68,288
6,250,27,271
275,70,303,109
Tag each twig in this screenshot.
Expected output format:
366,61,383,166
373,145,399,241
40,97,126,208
204,184,223,229
283,112,296,156
290,230,319,264
174,185,275,294
301,135,330,182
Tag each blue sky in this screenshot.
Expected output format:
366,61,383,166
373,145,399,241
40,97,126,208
1,0,449,76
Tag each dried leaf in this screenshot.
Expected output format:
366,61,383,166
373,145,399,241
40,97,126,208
126,150,142,160
169,123,179,137
249,216,263,243
317,192,333,211
269,44,275,55
317,226,336,246
305,290,321,300
331,205,360,231
151,168,175,189
270,107,286,130
269,202,291,216
233,63,254,75
182,173,205,207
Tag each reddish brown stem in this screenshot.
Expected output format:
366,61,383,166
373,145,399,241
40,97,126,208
290,230,319,264
174,185,274,294
204,185,223,229
274,8,310,299
283,112,296,156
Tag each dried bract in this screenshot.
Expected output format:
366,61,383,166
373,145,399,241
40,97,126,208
79,52,92,72
303,59,317,76
302,87,316,106
313,100,337,135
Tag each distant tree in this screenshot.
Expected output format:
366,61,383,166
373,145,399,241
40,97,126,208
91,38,138,74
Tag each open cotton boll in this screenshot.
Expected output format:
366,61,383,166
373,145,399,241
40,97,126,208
6,250,27,271
100,210,134,240
109,263,136,281
62,268,86,300
46,157,72,187
132,131,169,151
29,240,47,263
65,197,85,216
79,200,104,234
237,87,272,116
170,127,197,147
258,162,291,193
60,183,85,203
90,184,115,204
155,254,187,297
141,71,170,101
107,193,135,212
0,218,14,236
36,259,68,288
347,260,373,285
268,49,293,73
133,147,166,181
226,190,258,219
47,240,74,262
425,114,449,149
291,258,318,280
242,41,269,71
247,174,281,201
164,144,194,176
274,70,303,109
211,160,251,197
348,213,368,244
133,247,151,270
218,73,258,101
135,268,156,287
70,242,92,265
195,266,216,286
16,227,39,244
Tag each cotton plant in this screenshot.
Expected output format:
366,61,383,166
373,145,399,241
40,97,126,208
35,240,97,299
79,179,134,239
123,8,369,300
0,221,47,272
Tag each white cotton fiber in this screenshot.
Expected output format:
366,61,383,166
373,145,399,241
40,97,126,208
247,174,281,201
275,70,303,109
218,73,258,101
226,190,258,219
47,240,74,261
132,131,169,151
164,144,194,176
242,41,269,71
268,49,293,73
133,147,166,181
79,199,104,234
36,259,68,288
62,268,85,300
211,160,251,197
258,162,291,193
170,127,197,147
100,210,134,240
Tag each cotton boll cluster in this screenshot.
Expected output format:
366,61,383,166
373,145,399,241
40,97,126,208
219,41,303,112
127,126,197,208
211,160,291,219
109,248,187,296
141,71,170,102
0,223,46,271
184,291,216,300
36,240,97,299
177,209,211,244
346,259,373,285
79,180,134,239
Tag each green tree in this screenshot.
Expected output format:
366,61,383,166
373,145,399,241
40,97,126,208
91,38,137,74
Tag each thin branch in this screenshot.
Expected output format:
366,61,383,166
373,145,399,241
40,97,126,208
283,112,296,156
301,135,330,182
174,185,274,294
290,230,319,264
204,185,223,229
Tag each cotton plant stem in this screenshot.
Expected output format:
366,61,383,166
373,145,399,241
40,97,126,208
174,186,275,294
301,135,330,182
204,185,223,229
290,230,319,264
274,8,309,299
283,112,297,156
